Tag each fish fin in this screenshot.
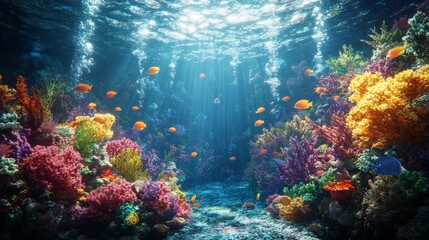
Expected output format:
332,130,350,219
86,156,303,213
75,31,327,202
400,166,406,172
309,101,313,107
370,164,378,169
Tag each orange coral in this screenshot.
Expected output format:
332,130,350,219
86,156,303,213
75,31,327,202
68,113,115,141
278,196,309,221
347,66,429,148
323,180,355,202
15,75,46,130
0,84,16,112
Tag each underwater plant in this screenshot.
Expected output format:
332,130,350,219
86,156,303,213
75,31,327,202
110,148,149,182
72,120,98,159
325,45,368,75
283,181,321,202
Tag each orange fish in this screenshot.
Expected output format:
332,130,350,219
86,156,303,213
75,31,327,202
294,99,312,110
190,151,198,158
199,73,206,78
256,193,260,201
193,202,201,208
79,196,87,202
114,107,122,111
254,120,264,127
74,84,92,93
133,121,146,130
92,115,105,123
260,149,268,154
255,107,265,114
304,116,311,122
190,194,197,204
148,66,160,75
386,43,407,59
105,91,117,98
339,76,346,81
87,102,96,109
282,96,290,102
132,106,139,111
304,69,314,75
273,151,282,157
333,95,341,102
314,87,326,94
168,127,176,133
229,156,237,161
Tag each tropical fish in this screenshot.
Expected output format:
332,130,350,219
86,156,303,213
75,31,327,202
213,98,220,104
272,151,283,157
314,87,326,94
338,76,346,81
168,127,176,133
255,107,265,114
87,102,96,109
199,73,206,78
133,121,146,130
79,196,87,202
386,43,407,59
92,115,105,123
74,84,92,93
254,120,264,127
294,99,312,109
193,202,201,208
190,151,198,158
256,193,260,201
190,194,197,204
148,66,160,75
333,95,341,102
114,107,122,111
229,156,237,161
105,91,117,98
282,96,291,102
259,149,268,154
76,188,85,195
132,106,139,111
304,116,311,122
370,156,405,175
304,69,314,75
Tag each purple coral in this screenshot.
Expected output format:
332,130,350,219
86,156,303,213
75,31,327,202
364,58,395,78
2,130,32,161
315,98,351,124
105,138,141,158
141,149,164,178
277,136,332,187
174,124,186,136
391,16,410,32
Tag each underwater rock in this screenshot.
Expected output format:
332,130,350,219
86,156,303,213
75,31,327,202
397,206,429,239
152,224,170,237
328,200,355,226
165,217,188,229
308,222,323,234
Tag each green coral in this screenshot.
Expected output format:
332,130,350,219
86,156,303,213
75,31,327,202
110,148,149,182
72,120,98,159
361,21,405,58
356,148,397,173
56,125,74,138
404,11,429,66
326,45,368,75
283,181,321,202
119,203,140,229
0,112,21,132
0,157,18,176
398,171,429,194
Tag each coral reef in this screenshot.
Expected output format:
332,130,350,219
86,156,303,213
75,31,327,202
404,11,429,66
323,180,355,202
363,58,395,78
347,66,429,148
105,137,141,158
0,83,16,113
69,113,116,141
141,149,164,179
0,112,21,132
3,130,32,161
326,45,368,75
110,148,149,182
283,181,321,202
0,157,18,177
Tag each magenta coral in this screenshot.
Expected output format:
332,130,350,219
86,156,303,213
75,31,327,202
105,137,141,158
176,199,191,219
86,181,137,220
21,145,83,199
364,58,395,78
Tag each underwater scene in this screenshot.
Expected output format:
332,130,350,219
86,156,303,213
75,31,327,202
0,0,428,239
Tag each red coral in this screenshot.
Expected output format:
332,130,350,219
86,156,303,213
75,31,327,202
323,180,355,202
309,113,362,160
0,143,12,157
21,145,84,199
176,198,191,219
16,75,45,130
105,137,141,158
86,181,137,220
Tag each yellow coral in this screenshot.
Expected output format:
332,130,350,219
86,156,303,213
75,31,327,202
110,148,149,182
278,196,308,221
69,113,115,141
125,211,139,226
347,66,429,148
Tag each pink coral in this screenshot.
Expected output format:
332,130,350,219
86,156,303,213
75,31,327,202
105,138,141,158
176,199,191,219
21,145,84,199
86,181,137,220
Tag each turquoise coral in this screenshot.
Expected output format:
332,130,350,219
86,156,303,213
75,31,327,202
0,157,18,176
404,11,429,66
0,113,21,132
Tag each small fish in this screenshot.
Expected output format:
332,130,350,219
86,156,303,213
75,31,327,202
304,116,311,122
190,194,197,204
256,193,260,201
259,149,268,154
92,115,105,123
272,151,282,157
190,151,198,158
314,87,326,94
370,156,405,175
193,202,201,208
133,121,147,130
148,66,160,75
114,107,122,111
338,76,346,81
229,156,237,161
213,98,221,104
199,73,206,78
74,84,92,93
132,106,140,111
254,120,264,127
168,127,176,133
386,43,407,59
79,196,87,202
333,95,341,102
294,99,312,110
87,102,96,109
76,188,85,195
282,96,291,102
105,91,117,98
304,69,314,75
255,107,266,114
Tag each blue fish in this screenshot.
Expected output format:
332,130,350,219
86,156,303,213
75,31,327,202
370,156,405,175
